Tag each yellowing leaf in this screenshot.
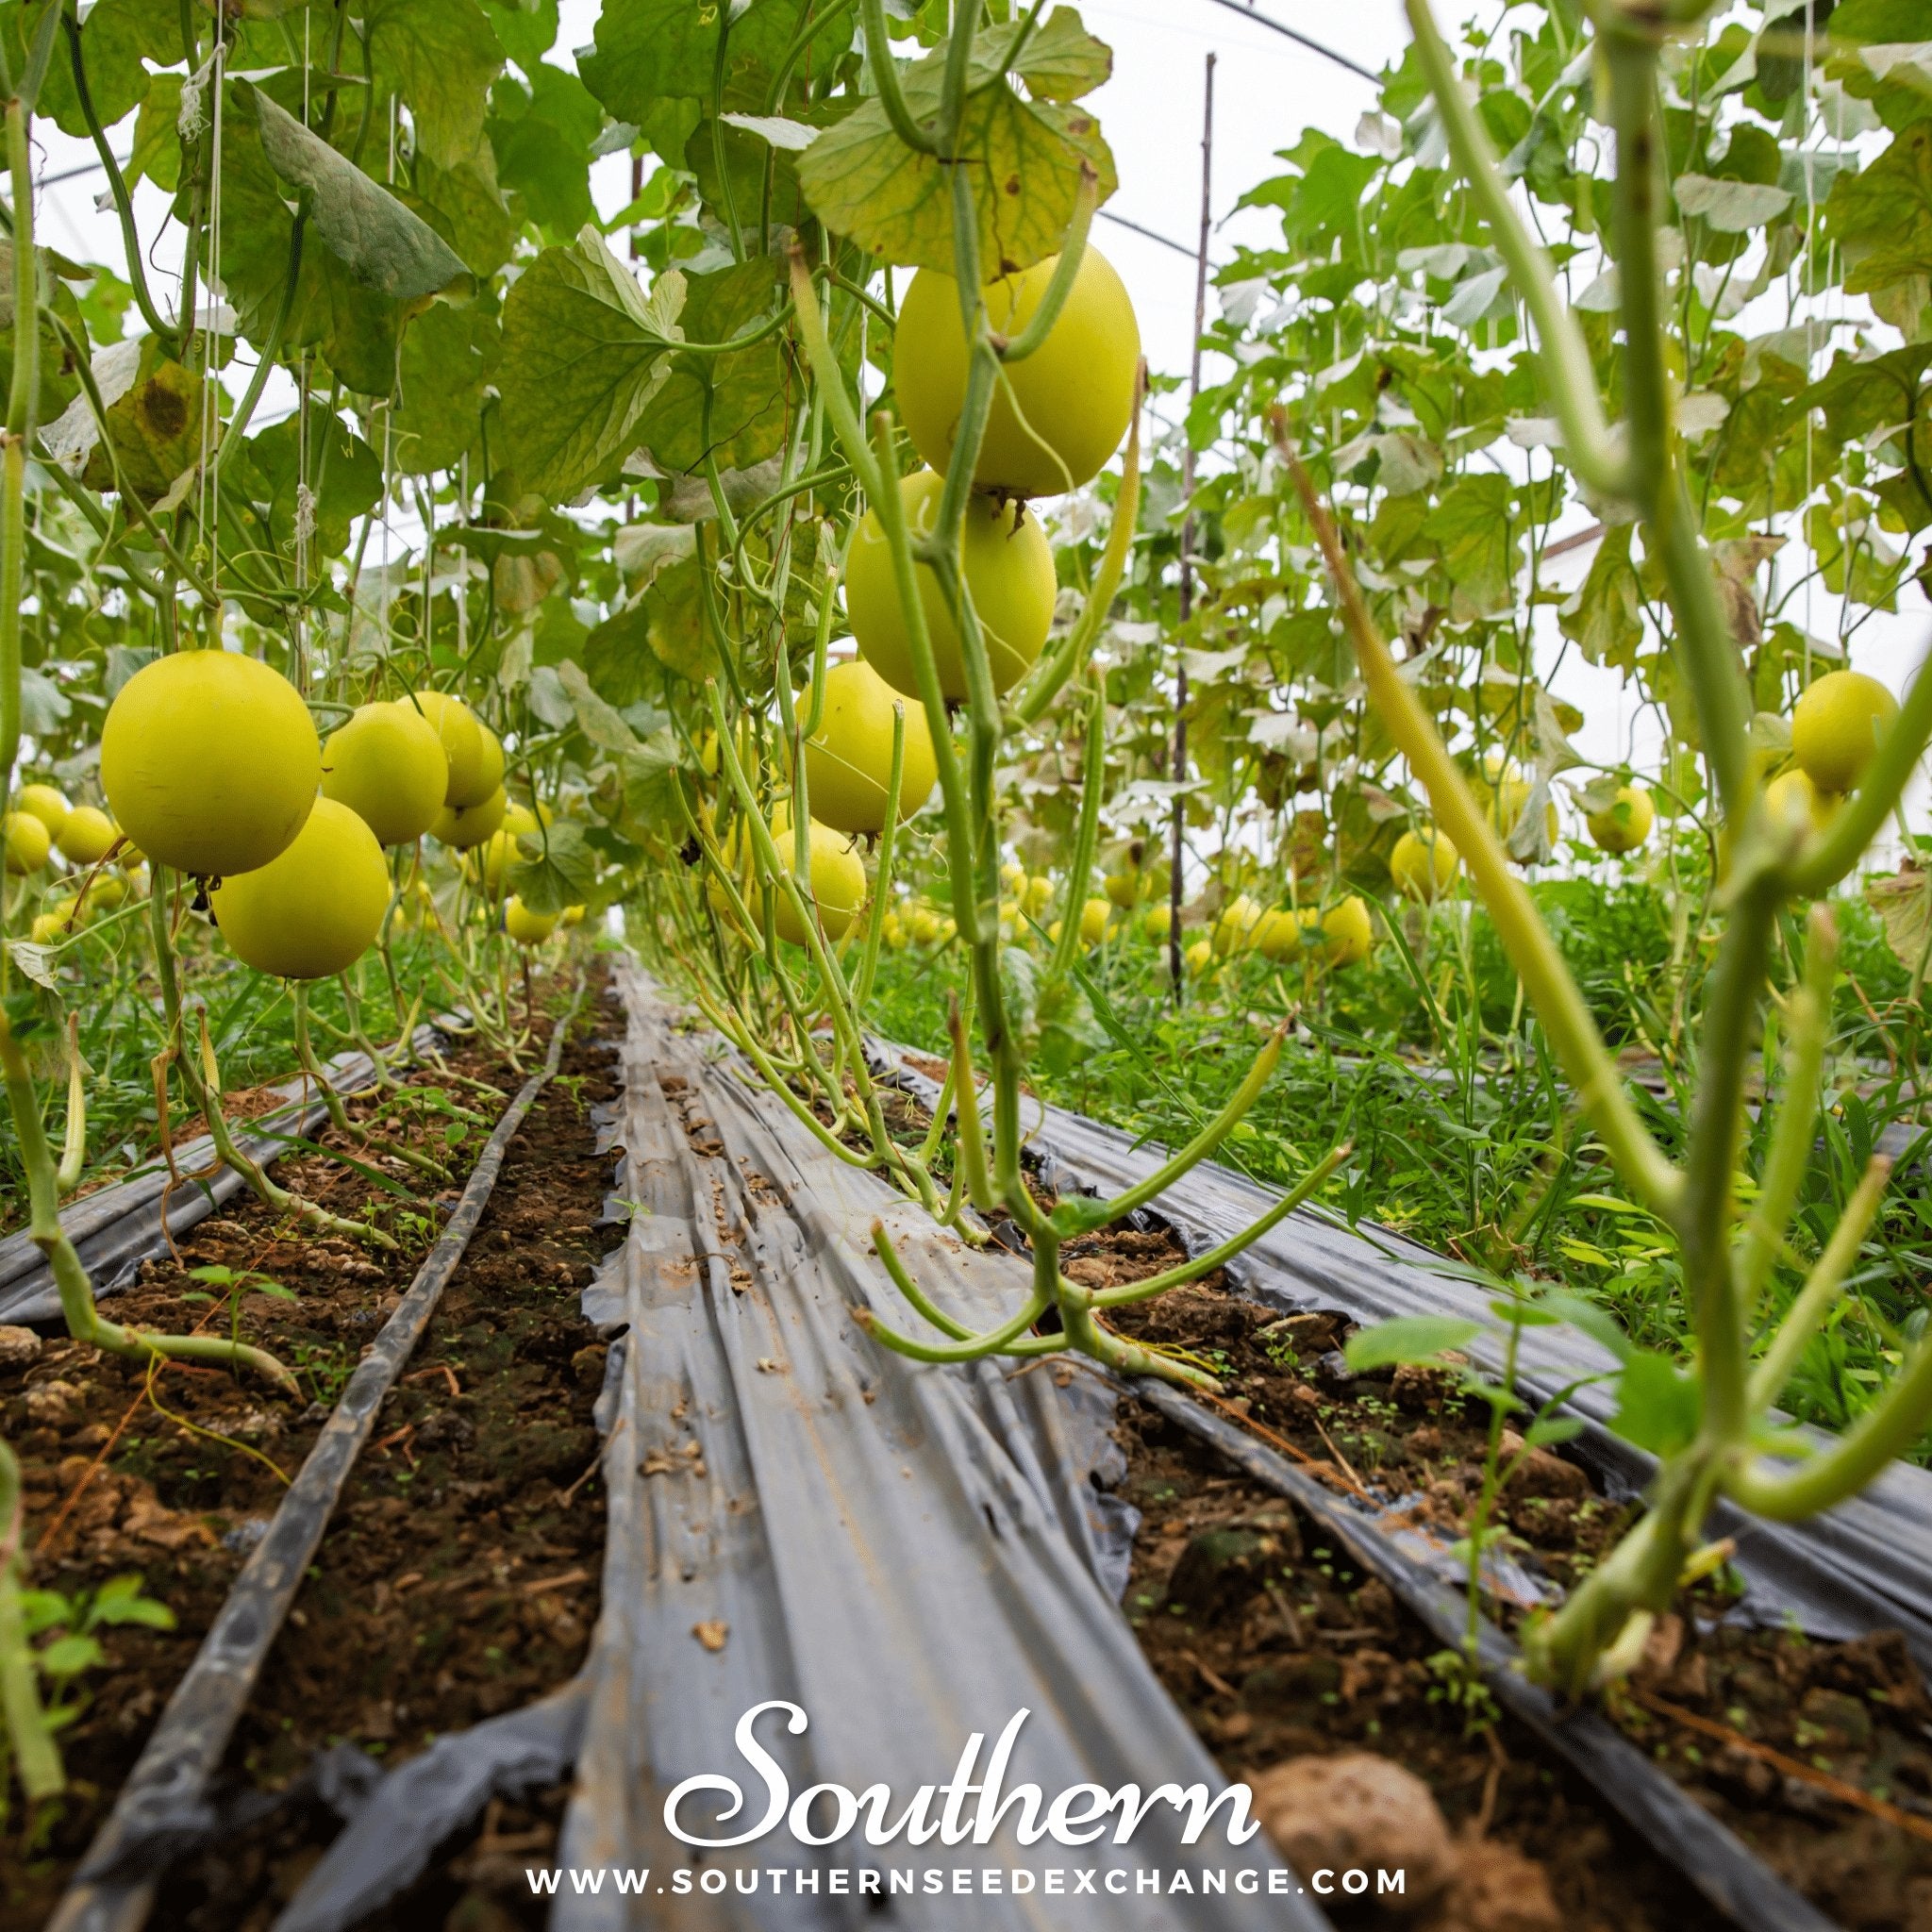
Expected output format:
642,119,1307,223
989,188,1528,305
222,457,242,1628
797,69,1116,275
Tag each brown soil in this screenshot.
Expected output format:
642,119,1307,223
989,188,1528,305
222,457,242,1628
1089,1221,1932,1930
0,991,623,1931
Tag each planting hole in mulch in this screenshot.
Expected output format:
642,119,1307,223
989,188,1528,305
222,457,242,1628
0,990,625,1929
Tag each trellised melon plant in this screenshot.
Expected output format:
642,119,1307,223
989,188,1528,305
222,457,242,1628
0,0,1927,1809
1292,0,1932,1696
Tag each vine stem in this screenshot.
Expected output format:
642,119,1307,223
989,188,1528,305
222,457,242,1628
1171,53,1213,998
1284,435,1680,1214
146,871,398,1249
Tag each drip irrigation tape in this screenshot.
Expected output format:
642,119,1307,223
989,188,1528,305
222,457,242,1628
0,1029,447,1328
538,967,1319,1929
1131,1378,1839,1932
43,994,580,1932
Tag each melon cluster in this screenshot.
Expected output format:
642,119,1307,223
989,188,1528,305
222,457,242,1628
93,653,531,981
744,249,1138,948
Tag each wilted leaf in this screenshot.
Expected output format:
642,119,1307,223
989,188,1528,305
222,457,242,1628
249,87,469,301
1866,862,1932,970
80,341,201,503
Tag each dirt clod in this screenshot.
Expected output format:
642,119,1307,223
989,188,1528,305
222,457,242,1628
0,1324,42,1365
1248,1751,1456,1911
1424,1838,1562,1932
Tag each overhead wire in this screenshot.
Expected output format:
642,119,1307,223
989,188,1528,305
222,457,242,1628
1196,0,1382,83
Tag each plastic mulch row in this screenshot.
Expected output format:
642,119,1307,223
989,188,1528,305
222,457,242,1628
42,999,579,1932
871,1041,1932,1675
277,965,1314,1932
216,984,1866,1931
0,1029,444,1331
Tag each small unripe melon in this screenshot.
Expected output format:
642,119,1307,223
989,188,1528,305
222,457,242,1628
433,786,508,850
57,806,118,866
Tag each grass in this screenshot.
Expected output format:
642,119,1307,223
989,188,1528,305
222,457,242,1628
865,867,1932,1455
0,911,455,1233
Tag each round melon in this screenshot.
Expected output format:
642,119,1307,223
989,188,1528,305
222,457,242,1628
56,805,118,866
409,691,498,809
3,812,50,874
209,797,391,979
845,471,1056,702
505,895,558,945
322,700,451,846
803,658,940,833
1792,669,1897,795
472,802,541,897
14,784,69,839
433,786,508,850
894,248,1141,498
763,808,866,944
102,651,320,877
1391,827,1459,901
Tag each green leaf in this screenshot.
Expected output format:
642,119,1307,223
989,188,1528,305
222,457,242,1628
248,85,469,301
240,409,384,557
1422,474,1521,620
1004,7,1112,101
797,65,1117,275
32,0,173,142
489,61,604,238
87,1574,175,1631
494,229,684,499
999,942,1041,1045
1675,174,1791,235
391,300,502,473
1532,1288,1635,1362
0,241,87,425
508,819,600,913
1342,1314,1482,1372
617,730,684,831
37,1633,105,1680
1825,123,1932,308
1524,1416,1585,1449
407,154,520,277
19,668,69,736
689,115,813,235
1608,1350,1703,1457
127,72,184,192
633,255,791,475
1037,983,1106,1075
478,0,558,71
363,0,505,171
1489,1297,1561,1326
579,0,810,122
